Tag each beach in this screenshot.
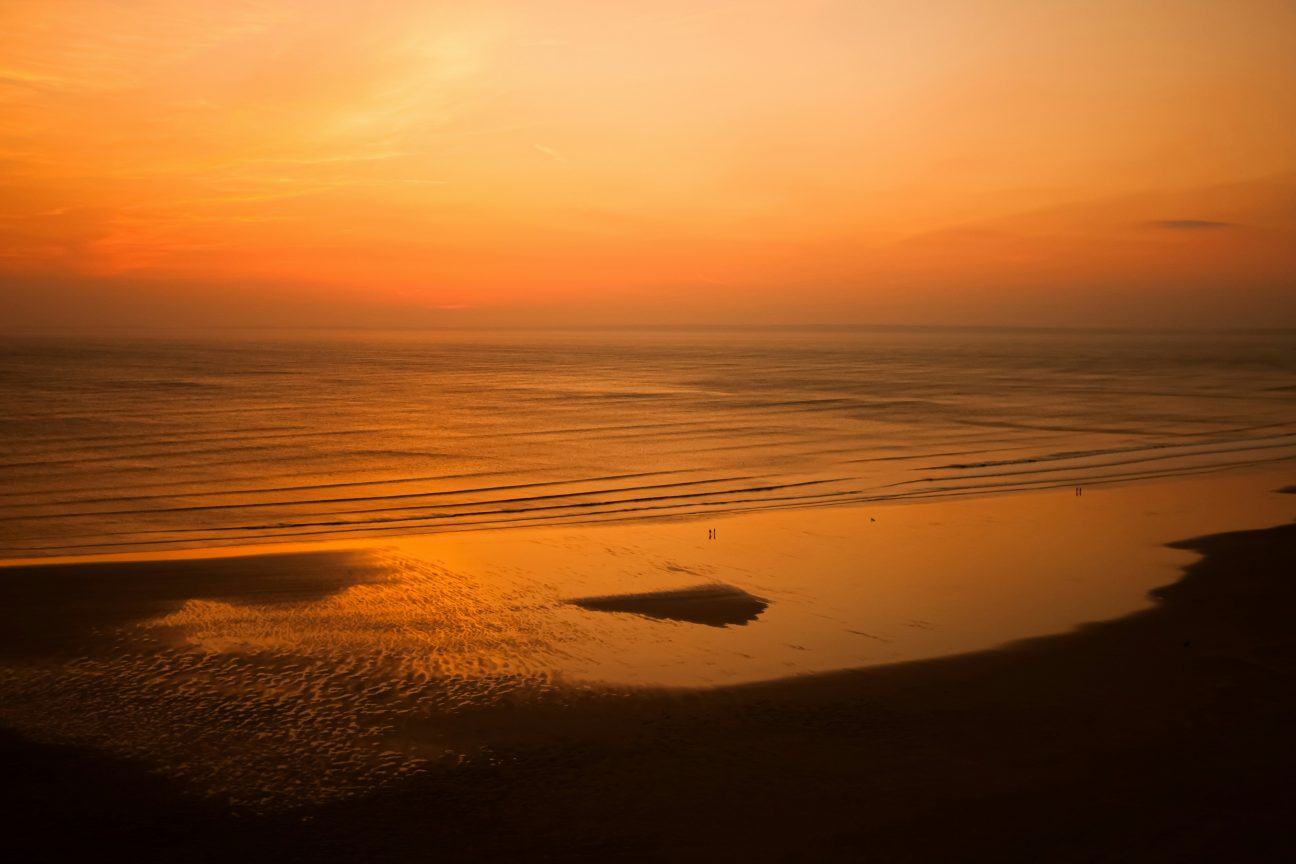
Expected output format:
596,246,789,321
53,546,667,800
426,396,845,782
1,472,1293,861
1,329,1293,859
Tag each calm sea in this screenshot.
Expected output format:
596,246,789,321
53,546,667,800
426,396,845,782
1,328,1293,559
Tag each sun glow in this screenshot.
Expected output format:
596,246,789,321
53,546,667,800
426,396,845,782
2,0,1294,328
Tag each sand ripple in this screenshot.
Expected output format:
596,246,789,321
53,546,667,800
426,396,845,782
0,551,598,810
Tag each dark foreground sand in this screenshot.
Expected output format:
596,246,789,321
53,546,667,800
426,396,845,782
3,515,1295,862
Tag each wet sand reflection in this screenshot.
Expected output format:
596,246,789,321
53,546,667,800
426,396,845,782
0,469,1292,813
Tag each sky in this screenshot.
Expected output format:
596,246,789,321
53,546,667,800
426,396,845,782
2,0,1294,330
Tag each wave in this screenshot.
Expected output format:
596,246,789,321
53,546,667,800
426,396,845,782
3,448,1291,557
3,330,1293,559
2,472,761,521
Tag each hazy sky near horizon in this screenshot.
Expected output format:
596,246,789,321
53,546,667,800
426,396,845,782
2,0,1294,329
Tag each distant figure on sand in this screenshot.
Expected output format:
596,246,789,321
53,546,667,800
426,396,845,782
1076,487,1082,497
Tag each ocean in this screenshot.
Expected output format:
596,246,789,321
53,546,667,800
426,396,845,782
1,327,1293,559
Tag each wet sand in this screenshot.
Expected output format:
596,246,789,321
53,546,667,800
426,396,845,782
1,492,1293,861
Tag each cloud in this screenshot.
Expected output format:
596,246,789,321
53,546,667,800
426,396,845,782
1146,219,1235,231
533,143,565,162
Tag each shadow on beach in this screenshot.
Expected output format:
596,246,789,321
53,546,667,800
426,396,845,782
567,583,768,627
0,550,380,660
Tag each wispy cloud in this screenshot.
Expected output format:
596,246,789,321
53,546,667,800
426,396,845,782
640,4,749,29
1146,219,1235,231
533,143,565,162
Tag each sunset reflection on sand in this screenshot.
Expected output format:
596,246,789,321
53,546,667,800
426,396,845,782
1,469,1290,810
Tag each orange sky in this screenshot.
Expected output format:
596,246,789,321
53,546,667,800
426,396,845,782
2,0,1294,329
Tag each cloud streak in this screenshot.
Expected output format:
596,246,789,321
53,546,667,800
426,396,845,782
1146,219,1236,231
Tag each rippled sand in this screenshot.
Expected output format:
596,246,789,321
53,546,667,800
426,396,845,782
0,549,597,809
1,469,1291,811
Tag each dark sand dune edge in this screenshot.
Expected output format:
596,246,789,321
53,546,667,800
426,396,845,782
2,514,1295,862
0,550,382,660
567,583,768,626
